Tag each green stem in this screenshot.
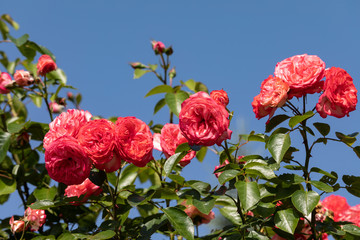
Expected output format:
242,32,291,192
6,93,17,117
43,76,54,122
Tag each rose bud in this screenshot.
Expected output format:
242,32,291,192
67,92,74,100
37,55,57,76
9,216,26,233
210,89,229,107
165,46,174,56
130,62,148,69
49,102,64,113
151,40,165,54
14,70,34,87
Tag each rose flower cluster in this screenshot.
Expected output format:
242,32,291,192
9,207,46,233
252,54,357,121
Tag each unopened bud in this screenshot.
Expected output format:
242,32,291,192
130,62,147,69
17,132,30,146
165,46,174,56
49,102,64,113
151,40,165,54
67,92,74,100
169,67,176,79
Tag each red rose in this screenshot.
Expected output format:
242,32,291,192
160,123,196,167
115,117,153,167
24,207,46,231
37,54,57,76
64,178,103,205
45,136,91,185
0,72,13,94
316,67,357,118
77,119,121,172
179,92,232,146
14,70,34,87
322,195,350,222
210,89,229,107
151,40,165,53
274,54,325,98
252,76,289,122
182,201,215,225
43,109,92,149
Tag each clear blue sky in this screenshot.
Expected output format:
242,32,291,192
2,1,360,237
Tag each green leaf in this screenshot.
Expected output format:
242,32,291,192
346,182,360,198
57,233,76,240
313,122,330,136
219,206,241,225
165,91,189,117
196,147,207,162
7,33,29,47
168,174,185,185
12,95,27,119
193,197,215,214
134,69,150,79
164,152,187,177
246,231,269,240
175,142,190,153
265,115,290,133
218,169,240,185
195,82,208,93
336,132,357,146
256,202,276,218
343,224,360,236
245,162,276,179
47,68,67,85
183,79,196,92
29,94,43,108
291,190,320,216
235,181,260,211
145,85,174,97
0,131,11,164
7,118,25,134
1,14,19,30
274,209,299,234
148,64,158,71
154,98,166,114
33,187,57,201
89,230,116,240
127,190,155,206
0,176,16,195
267,133,291,163
138,214,167,240
288,111,314,128
117,164,138,189
310,167,337,179
187,180,211,194
29,199,55,209
310,180,333,192
353,146,360,158
163,207,194,240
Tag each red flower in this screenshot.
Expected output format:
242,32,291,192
160,123,196,167
64,178,102,205
179,92,232,146
78,119,121,172
37,55,57,76
322,195,350,222
43,109,92,149
316,67,357,118
14,70,34,87
274,54,325,98
0,72,13,94
45,136,91,185
115,117,153,167
24,207,46,231
182,201,215,225
210,89,229,107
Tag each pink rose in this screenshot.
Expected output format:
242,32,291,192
153,133,162,151
322,195,350,222
24,207,46,231
14,70,34,87
49,102,64,113
77,119,121,172
0,72,13,94
182,201,215,225
9,216,26,233
210,89,229,107
64,178,103,205
152,40,165,53
252,76,289,122
274,54,325,98
115,117,153,167
45,136,91,185
43,109,92,149
160,123,196,167
179,91,232,146
37,54,57,76
316,67,357,118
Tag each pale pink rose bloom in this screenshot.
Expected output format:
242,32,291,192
9,216,26,233
274,54,325,98
0,72,13,94
14,70,34,87
153,133,162,151
43,109,92,149
182,201,215,225
64,178,102,205
24,207,46,231
49,102,64,113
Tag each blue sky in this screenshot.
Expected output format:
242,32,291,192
2,1,360,237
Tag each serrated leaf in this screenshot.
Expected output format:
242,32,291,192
165,91,189,117
313,122,330,136
274,209,299,234
245,163,276,179
154,98,166,114
134,69,150,79
310,180,333,192
0,131,11,164
33,187,57,201
265,115,290,133
288,111,314,128
291,190,320,216
267,133,291,163
163,207,194,240
145,85,173,97
235,181,260,211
